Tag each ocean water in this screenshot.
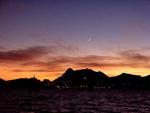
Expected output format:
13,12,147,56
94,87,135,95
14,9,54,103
0,89,150,113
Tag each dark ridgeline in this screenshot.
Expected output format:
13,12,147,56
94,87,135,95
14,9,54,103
1,68,150,90
53,68,108,89
0,78,5,89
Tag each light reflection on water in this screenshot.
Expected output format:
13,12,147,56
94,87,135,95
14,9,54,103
0,89,150,113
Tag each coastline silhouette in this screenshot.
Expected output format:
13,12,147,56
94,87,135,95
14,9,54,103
1,68,150,90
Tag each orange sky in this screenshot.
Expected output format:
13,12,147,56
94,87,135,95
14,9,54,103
1,0,150,80
1,49,150,81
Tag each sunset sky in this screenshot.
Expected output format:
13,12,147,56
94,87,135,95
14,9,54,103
1,0,150,80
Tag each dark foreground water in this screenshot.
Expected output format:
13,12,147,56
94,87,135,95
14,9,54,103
0,89,150,113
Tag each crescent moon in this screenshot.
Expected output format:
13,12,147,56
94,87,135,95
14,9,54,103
88,37,92,42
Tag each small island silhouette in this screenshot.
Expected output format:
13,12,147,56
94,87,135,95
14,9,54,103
1,68,150,90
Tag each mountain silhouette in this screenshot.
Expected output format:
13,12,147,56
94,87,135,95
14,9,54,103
109,73,142,89
0,78,5,88
1,68,150,90
54,68,108,89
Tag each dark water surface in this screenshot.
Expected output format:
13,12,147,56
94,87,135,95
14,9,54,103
0,89,150,113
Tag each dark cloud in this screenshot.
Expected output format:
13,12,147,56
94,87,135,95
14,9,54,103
21,55,120,71
119,50,149,62
2,46,150,73
22,56,76,72
0,46,50,62
0,43,79,63
77,61,146,69
21,49,150,72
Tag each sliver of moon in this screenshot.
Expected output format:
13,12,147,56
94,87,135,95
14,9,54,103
88,37,92,42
